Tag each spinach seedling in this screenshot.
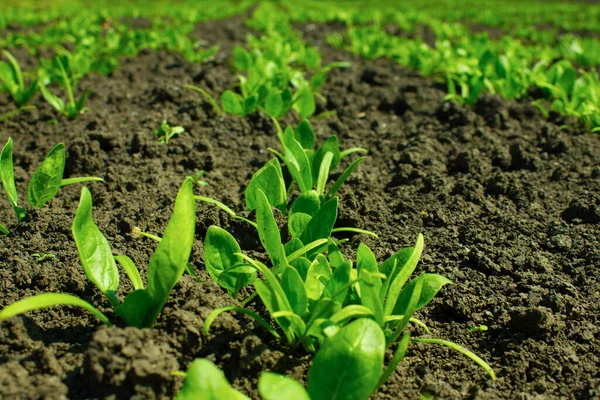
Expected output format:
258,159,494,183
154,120,184,144
0,138,103,227
31,253,56,262
0,50,38,107
0,178,196,328
39,57,90,119
178,319,399,400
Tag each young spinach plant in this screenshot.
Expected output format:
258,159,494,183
0,138,103,230
154,119,185,144
39,57,90,119
0,50,38,107
0,178,196,328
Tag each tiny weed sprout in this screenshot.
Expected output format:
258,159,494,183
31,253,56,262
0,138,103,228
39,57,90,119
154,119,185,144
0,178,196,328
0,50,38,107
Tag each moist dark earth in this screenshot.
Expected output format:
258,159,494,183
1,15,600,400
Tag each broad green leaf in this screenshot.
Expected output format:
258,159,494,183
305,255,332,303
311,136,340,183
27,143,66,208
0,292,111,326
72,186,119,294
259,372,310,400
299,196,338,246
115,255,144,291
393,273,452,316
289,190,321,238
382,234,424,317
281,266,308,316
117,178,196,328
221,90,244,115
294,119,316,150
243,94,258,116
265,91,283,117
284,238,303,256
245,158,286,212
293,86,316,118
280,88,293,115
357,244,383,325
308,318,385,400
204,226,254,294
0,223,8,235
233,47,252,71
0,138,26,222
255,189,286,269
291,257,311,281
114,289,152,328
324,259,352,304
176,359,250,400
327,239,345,269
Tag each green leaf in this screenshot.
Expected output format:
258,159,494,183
281,266,308,316
258,372,310,400
281,126,313,192
325,156,365,200
294,119,316,150
115,255,144,291
27,143,66,208
233,47,253,71
117,178,196,327
305,255,332,304
176,359,250,400
265,91,283,117
324,259,352,304
311,136,340,184
308,318,385,400
0,138,26,222
293,86,316,118
245,158,286,212
299,196,338,246
316,152,333,197
357,244,383,325
382,234,424,317
39,84,65,113
204,226,255,295
255,189,286,270
329,305,375,326
288,190,321,238
393,273,452,316
243,94,258,116
0,292,111,326
72,186,119,295
0,222,7,234
221,90,244,115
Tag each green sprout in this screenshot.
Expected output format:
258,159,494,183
154,119,184,144
0,50,38,107
39,57,90,120
0,138,104,231
31,253,56,262
0,178,196,328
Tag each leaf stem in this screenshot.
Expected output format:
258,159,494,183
60,176,104,187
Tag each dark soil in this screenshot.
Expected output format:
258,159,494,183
2,15,600,400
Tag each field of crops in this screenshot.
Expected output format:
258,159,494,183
0,1,599,399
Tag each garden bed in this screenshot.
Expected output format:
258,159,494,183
1,15,600,400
